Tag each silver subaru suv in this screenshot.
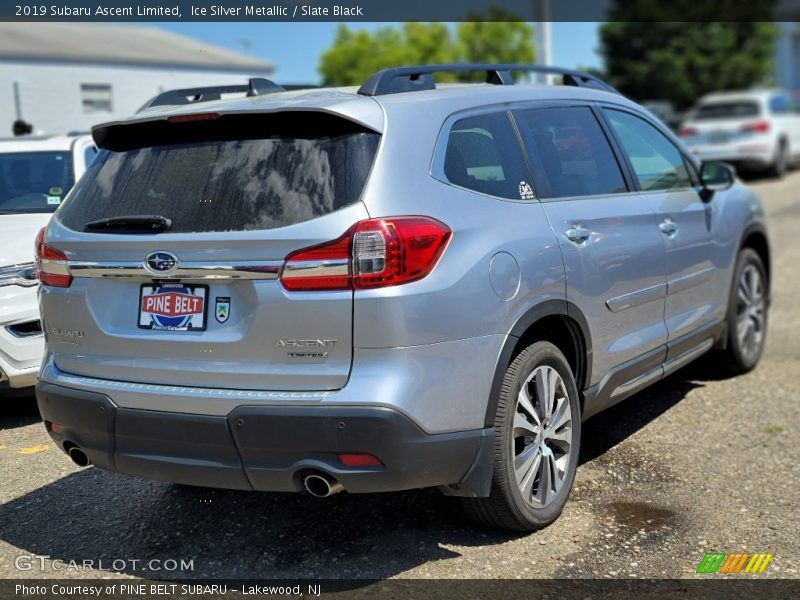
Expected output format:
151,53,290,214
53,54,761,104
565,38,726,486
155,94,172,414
35,65,770,531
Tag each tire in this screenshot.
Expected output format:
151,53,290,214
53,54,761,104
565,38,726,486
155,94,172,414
717,248,769,375
767,140,788,178
463,341,581,531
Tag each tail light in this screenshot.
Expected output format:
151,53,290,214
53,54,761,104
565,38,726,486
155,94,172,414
678,126,698,138
35,228,72,288
741,120,770,134
280,216,451,291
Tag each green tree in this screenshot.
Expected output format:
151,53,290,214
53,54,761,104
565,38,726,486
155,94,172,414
599,2,779,109
318,20,535,86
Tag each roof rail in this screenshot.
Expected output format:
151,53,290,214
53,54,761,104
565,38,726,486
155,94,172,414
138,77,284,112
357,64,618,97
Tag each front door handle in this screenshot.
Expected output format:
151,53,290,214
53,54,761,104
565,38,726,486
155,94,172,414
564,225,591,244
659,219,678,236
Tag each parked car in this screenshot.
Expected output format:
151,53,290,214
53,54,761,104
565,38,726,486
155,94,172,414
35,66,770,531
641,100,684,131
678,89,800,176
0,134,96,392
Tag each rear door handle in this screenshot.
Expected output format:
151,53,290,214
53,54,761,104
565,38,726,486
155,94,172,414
659,219,678,236
564,225,591,243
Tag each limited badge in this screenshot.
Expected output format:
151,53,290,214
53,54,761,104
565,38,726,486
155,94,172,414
215,297,231,323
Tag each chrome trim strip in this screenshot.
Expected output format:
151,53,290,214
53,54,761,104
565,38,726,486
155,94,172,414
667,267,715,296
68,260,282,280
606,283,667,313
281,259,350,279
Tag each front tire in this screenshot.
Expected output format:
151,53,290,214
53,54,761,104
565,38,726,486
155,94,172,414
718,248,768,374
463,341,581,531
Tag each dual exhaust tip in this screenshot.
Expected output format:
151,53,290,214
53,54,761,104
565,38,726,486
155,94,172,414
303,472,344,498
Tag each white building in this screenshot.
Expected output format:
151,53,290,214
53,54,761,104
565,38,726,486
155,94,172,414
0,23,274,135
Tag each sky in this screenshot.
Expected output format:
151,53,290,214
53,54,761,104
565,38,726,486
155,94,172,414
159,22,601,84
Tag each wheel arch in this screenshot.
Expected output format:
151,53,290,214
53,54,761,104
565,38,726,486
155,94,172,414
483,300,592,427
739,222,771,294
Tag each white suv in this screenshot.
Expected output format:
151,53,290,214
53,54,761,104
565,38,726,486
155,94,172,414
0,134,95,392
679,89,800,176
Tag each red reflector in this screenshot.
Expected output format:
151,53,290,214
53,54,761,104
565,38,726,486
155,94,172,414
167,112,221,123
35,228,72,288
338,453,383,467
45,421,64,434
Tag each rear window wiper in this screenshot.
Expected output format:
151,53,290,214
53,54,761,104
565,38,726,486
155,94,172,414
84,215,172,232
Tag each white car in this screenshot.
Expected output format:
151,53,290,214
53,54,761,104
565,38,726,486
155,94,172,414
679,89,800,176
0,134,96,391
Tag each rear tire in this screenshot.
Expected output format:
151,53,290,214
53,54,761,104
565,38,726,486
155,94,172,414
463,341,581,531
717,248,768,375
767,140,788,178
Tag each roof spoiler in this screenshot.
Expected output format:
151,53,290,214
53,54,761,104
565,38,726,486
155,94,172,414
357,64,619,97
138,77,284,112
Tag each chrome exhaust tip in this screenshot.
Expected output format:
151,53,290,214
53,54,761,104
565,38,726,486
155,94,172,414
67,446,90,467
303,473,344,498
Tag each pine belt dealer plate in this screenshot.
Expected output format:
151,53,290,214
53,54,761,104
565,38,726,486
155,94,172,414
139,283,208,331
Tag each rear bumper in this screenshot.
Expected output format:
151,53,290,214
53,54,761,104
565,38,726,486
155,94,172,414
689,144,775,169
36,381,493,495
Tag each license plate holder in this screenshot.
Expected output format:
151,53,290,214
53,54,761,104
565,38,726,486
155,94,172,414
138,283,208,331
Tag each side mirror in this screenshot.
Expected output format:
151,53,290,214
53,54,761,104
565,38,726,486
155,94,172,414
699,161,735,202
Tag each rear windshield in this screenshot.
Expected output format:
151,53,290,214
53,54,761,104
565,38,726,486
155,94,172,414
0,151,74,214
694,102,761,120
58,114,380,233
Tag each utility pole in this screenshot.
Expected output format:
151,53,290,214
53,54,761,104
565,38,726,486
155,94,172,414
533,1,552,83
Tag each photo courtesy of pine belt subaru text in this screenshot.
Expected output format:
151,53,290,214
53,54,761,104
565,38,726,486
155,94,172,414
35,65,770,531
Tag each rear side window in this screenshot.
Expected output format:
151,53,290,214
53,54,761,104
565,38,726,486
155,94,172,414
604,109,693,191
770,94,791,114
58,113,380,233
443,112,531,200
517,106,627,199
694,102,760,120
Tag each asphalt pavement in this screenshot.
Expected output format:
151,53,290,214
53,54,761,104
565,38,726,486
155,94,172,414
1,172,798,581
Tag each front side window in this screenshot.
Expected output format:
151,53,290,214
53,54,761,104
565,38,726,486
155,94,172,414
443,112,532,200
604,109,692,191
517,106,627,199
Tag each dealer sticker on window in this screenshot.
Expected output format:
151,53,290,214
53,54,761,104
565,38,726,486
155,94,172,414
138,283,208,331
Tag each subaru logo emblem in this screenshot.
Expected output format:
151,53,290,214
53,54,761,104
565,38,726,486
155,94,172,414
144,251,178,275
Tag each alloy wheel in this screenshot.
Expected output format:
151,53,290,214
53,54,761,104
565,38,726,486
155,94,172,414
512,365,573,508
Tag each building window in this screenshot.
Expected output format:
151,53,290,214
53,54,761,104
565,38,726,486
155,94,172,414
81,84,113,114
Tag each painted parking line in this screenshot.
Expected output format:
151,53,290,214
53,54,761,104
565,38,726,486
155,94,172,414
16,444,49,455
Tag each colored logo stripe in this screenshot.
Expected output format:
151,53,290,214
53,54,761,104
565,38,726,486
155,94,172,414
697,553,726,574
696,552,773,574
745,553,773,574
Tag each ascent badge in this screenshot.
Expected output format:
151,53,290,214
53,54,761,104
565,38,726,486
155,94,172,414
215,297,231,323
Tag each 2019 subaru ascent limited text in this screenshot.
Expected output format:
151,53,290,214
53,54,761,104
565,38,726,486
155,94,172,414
35,65,770,531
